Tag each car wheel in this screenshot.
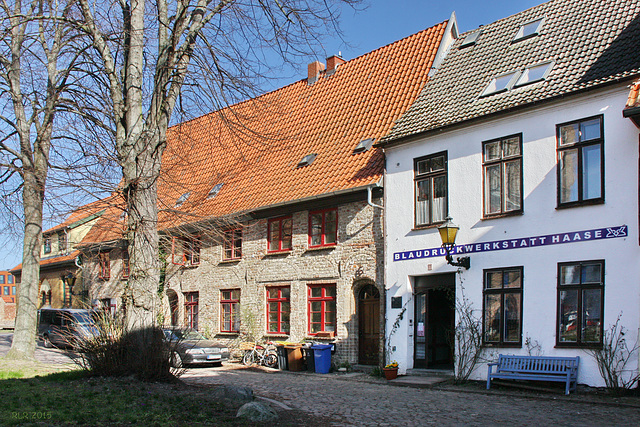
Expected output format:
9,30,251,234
242,351,255,366
43,335,53,348
265,353,278,368
171,352,183,368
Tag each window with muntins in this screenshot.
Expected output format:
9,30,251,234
0,275,4,284
414,152,447,227
308,284,336,335
185,292,199,330
43,237,51,254
483,267,523,346
557,260,604,347
267,286,290,334
98,252,110,280
58,232,67,252
309,209,337,248
483,134,523,217
268,216,293,253
8,275,13,284
223,228,242,260
171,236,201,266
557,115,604,207
220,289,240,332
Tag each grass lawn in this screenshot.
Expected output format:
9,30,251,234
0,359,254,426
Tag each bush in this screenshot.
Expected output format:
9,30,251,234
73,312,179,381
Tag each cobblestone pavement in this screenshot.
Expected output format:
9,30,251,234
0,333,78,365
182,364,639,426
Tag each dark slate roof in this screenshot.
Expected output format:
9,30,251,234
382,0,640,143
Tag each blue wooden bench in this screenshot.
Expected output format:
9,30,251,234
487,354,580,395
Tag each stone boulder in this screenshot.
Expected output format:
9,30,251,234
236,401,278,422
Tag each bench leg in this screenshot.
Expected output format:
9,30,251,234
487,376,491,390
565,378,570,395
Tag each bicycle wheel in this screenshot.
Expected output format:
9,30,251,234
242,351,255,366
264,352,278,368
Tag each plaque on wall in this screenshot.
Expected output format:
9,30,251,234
391,296,402,309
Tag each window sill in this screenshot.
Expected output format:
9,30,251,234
263,250,292,257
264,334,290,339
305,245,336,253
219,258,241,264
554,343,602,349
216,332,240,337
556,199,604,210
481,211,523,221
483,343,522,348
412,221,446,232
306,335,337,341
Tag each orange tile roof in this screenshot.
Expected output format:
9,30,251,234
11,251,79,274
83,21,448,242
626,79,640,109
43,197,113,234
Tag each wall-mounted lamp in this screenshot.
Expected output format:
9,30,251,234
438,216,470,270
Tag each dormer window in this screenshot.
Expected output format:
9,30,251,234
353,138,374,154
43,237,52,254
460,30,482,48
481,71,520,97
207,183,224,199
175,192,190,208
513,17,544,42
297,153,317,168
514,61,554,87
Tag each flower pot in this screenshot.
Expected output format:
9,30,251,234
383,367,398,380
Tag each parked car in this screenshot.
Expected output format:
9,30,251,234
38,308,99,349
163,328,230,367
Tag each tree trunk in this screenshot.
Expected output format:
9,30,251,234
122,132,162,331
6,173,44,360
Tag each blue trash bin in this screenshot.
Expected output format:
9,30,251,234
311,344,332,374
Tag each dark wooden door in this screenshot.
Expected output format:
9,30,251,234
358,285,380,365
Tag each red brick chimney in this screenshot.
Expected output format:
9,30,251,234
326,55,346,74
307,60,325,85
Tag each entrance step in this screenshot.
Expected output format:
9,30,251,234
406,368,454,378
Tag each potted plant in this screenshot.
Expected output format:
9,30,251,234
383,361,399,380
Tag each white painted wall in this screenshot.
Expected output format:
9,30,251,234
384,85,640,387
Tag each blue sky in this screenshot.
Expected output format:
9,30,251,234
0,1,544,271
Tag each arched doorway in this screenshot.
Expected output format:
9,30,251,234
358,284,380,365
167,290,179,326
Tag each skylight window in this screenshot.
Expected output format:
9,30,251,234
175,192,190,208
460,30,482,48
513,17,544,42
514,61,554,87
297,153,317,168
480,71,520,97
353,138,374,154
207,183,224,199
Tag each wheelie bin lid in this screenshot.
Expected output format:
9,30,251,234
310,344,332,350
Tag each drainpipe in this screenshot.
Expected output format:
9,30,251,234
367,181,384,210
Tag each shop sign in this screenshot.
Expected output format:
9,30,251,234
393,225,628,262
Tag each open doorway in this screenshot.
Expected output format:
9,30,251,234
413,273,455,370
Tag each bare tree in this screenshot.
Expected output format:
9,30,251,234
0,0,84,360
74,0,359,331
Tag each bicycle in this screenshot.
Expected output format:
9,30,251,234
241,341,279,368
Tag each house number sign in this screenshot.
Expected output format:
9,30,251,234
393,225,628,262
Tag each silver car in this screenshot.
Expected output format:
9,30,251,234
38,308,98,349
163,328,230,367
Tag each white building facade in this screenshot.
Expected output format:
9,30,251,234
381,0,640,387
384,87,639,386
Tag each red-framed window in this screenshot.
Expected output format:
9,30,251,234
308,284,336,335
220,289,240,332
268,216,293,253
171,237,201,266
122,250,130,279
223,228,242,260
267,286,290,334
308,208,338,248
184,292,199,330
98,252,111,280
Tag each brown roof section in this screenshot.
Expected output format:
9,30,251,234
43,197,112,234
83,20,448,241
11,251,80,274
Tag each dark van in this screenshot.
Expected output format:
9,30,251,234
38,308,97,348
